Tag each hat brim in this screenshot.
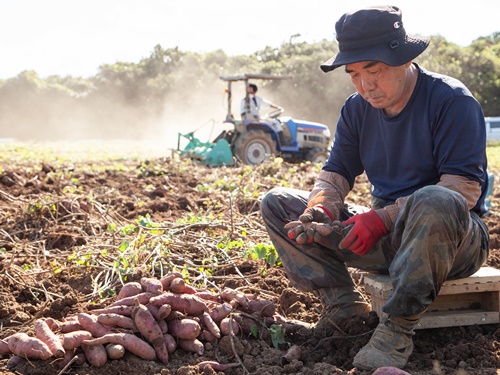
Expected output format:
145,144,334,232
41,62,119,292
320,35,430,72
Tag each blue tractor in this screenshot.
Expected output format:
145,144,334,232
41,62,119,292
217,73,331,165
177,73,332,166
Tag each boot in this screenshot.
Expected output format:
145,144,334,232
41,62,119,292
313,287,371,334
353,314,422,370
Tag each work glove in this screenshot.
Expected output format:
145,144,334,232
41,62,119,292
338,210,388,256
284,205,334,245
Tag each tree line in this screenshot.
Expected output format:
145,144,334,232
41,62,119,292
0,33,498,141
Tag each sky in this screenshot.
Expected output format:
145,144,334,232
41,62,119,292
0,0,498,79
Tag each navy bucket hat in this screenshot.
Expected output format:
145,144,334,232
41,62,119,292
320,5,430,72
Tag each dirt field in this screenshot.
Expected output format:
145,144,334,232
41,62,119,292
1,144,499,375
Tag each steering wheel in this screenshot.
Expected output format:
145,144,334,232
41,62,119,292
263,107,284,120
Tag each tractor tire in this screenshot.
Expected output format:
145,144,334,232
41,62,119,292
234,130,275,165
305,148,329,164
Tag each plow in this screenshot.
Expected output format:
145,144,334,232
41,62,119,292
177,131,234,167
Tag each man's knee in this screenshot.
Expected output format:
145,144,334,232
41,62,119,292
261,188,289,221
408,185,468,216
261,187,285,208
261,188,308,222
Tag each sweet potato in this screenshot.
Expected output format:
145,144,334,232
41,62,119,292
165,310,186,321
195,291,220,302
105,343,125,359
146,303,161,320
246,298,276,317
281,344,302,365
178,338,204,355
43,317,61,332
263,317,310,333
232,313,257,335
169,277,197,294
219,317,240,336
55,349,85,370
153,341,169,364
149,292,207,315
157,304,172,320
163,333,177,354
132,302,169,364
59,321,83,333
97,313,137,330
82,333,156,361
89,305,134,317
34,318,66,358
221,288,249,309
7,332,53,360
158,319,169,334
208,302,232,323
140,277,163,295
245,293,258,300
117,281,143,299
81,342,107,367
0,338,10,356
168,318,201,340
77,313,110,337
132,303,164,345
197,361,241,371
372,367,411,375
62,315,79,322
59,330,93,350
110,292,155,307
200,329,217,342
6,355,25,369
159,271,183,290
200,311,220,338
57,350,86,368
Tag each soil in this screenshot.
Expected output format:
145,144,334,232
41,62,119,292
1,150,500,375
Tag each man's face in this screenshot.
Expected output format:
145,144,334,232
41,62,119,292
345,61,411,113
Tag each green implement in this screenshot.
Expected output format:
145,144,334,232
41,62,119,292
177,132,234,167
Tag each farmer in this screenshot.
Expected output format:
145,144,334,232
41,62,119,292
260,5,490,371
240,83,288,144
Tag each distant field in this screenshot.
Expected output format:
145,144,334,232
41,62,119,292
1,140,499,169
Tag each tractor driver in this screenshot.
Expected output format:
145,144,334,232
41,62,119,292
240,83,288,145
260,5,489,371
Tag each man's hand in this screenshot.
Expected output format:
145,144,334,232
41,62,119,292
338,210,387,255
284,206,334,244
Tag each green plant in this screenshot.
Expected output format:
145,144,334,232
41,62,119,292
243,243,281,268
269,324,289,349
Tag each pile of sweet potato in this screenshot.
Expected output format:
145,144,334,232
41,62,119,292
0,272,293,371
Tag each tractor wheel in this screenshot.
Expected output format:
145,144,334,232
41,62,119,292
234,130,275,165
306,148,329,164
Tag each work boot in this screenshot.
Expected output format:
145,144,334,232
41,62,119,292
353,314,422,370
314,302,371,334
313,287,371,334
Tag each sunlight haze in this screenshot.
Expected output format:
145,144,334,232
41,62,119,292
0,0,498,79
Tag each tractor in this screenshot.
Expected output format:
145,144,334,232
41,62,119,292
177,73,332,166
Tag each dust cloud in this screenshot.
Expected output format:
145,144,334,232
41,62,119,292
0,68,349,157
0,76,232,157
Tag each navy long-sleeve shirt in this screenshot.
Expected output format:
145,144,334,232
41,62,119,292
323,64,488,215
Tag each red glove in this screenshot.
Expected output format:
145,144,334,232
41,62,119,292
338,210,387,256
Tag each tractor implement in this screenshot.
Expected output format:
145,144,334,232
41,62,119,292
177,132,234,167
